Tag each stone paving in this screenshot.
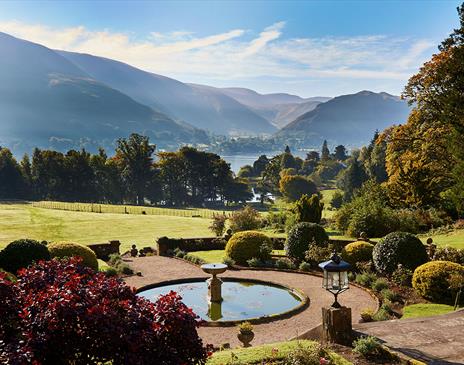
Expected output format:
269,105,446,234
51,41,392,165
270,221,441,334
354,309,464,365
124,255,376,347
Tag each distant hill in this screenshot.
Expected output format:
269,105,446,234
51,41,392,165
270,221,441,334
58,52,277,136
276,91,411,146
220,87,331,128
0,32,207,155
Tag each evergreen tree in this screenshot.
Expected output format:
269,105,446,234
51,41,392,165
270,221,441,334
333,145,347,161
321,140,330,161
293,194,324,224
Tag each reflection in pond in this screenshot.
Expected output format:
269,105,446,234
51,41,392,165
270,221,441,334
138,280,303,322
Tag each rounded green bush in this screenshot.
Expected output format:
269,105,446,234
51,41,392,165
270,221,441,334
225,231,272,265
341,241,374,267
373,232,428,276
285,222,328,262
412,261,464,303
0,239,50,273
48,242,98,271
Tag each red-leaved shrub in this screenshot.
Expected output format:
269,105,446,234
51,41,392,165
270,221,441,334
0,258,208,365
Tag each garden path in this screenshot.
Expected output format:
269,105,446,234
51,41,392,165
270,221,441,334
354,309,464,364
124,255,376,347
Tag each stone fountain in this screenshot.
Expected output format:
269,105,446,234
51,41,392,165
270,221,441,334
201,263,227,303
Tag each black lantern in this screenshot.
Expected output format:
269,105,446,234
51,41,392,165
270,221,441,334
318,251,351,308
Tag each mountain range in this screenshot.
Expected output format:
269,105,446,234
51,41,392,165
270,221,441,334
0,32,411,155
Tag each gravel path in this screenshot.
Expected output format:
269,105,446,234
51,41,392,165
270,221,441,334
124,255,377,347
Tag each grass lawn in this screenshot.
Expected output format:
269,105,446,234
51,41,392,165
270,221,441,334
420,229,464,249
207,340,352,365
0,203,212,253
402,303,457,319
193,249,286,263
320,189,339,219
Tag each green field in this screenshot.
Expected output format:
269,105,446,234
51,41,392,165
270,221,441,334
402,304,457,319
0,203,212,253
419,230,464,249
192,249,286,263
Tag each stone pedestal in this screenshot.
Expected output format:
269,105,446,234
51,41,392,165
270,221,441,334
207,275,223,303
322,306,352,345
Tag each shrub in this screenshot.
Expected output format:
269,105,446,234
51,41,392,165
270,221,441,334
391,264,413,287
229,206,261,233
346,206,398,238
174,248,187,258
246,257,264,268
381,289,398,302
222,256,236,266
225,231,272,265
353,336,382,357
103,267,118,277
282,341,322,365
341,241,374,267
0,258,207,364
0,239,50,274
330,191,344,209
293,194,323,224
285,222,329,262
432,246,464,265
304,244,334,268
279,175,317,202
275,258,296,270
372,308,391,321
372,232,428,276
355,271,377,287
209,214,228,236
299,262,312,272
360,308,375,322
371,278,389,292
48,242,99,271
412,261,464,303
184,254,206,265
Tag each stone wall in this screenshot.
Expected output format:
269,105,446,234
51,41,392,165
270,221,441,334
87,240,121,260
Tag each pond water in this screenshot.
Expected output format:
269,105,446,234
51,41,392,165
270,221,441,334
138,280,304,322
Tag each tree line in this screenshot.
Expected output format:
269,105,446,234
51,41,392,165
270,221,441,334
0,133,252,206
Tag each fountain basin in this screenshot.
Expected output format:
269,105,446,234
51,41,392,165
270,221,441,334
200,263,227,275
137,277,309,326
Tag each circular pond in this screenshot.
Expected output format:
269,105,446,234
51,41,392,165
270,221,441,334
138,278,308,325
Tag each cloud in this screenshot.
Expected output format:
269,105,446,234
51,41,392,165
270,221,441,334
0,20,435,94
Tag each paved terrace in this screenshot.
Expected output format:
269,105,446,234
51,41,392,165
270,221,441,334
124,255,376,347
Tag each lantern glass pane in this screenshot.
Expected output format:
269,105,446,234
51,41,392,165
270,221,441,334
341,271,349,289
322,270,329,289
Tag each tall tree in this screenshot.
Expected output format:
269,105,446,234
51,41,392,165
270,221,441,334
321,140,330,161
115,134,155,205
0,148,26,199
333,145,347,161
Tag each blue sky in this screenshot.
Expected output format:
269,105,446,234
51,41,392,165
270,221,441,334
0,0,461,97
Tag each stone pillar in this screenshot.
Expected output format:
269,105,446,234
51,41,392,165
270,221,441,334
207,274,223,303
322,306,352,346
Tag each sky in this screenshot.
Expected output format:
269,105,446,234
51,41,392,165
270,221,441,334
0,0,461,97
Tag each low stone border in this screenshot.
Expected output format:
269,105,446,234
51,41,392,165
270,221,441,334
136,276,310,327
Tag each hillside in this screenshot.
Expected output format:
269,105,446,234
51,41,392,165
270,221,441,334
58,52,277,136
0,32,207,155
220,87,331,127
276,91,411,146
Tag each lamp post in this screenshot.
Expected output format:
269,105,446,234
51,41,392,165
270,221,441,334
318,251,353,345
318,251,351,308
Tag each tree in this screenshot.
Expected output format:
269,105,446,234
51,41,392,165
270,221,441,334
279,175,317,202
339,158,368,201
385,110,454,208
116,134,155,205
321,140,330,161
333,145,347,161
63,149,96,202
280,152,297,170
293,194,324,224
238,165,254,178
252,155,269,177
0,148,26,199
401,3,464,213
362,129,389,183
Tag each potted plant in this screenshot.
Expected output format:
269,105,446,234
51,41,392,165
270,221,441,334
237,321,254,347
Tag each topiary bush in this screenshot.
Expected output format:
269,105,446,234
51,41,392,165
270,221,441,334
0,239,50,274
0,257,207,364
285,222,328,262
412,261,464,303
341,241,374,267
372,232,428,276
225,231,272,265
48,242,99,271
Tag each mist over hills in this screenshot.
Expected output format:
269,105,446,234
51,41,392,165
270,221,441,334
0,31,412,155
0,32,208,155
276,91,411,146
